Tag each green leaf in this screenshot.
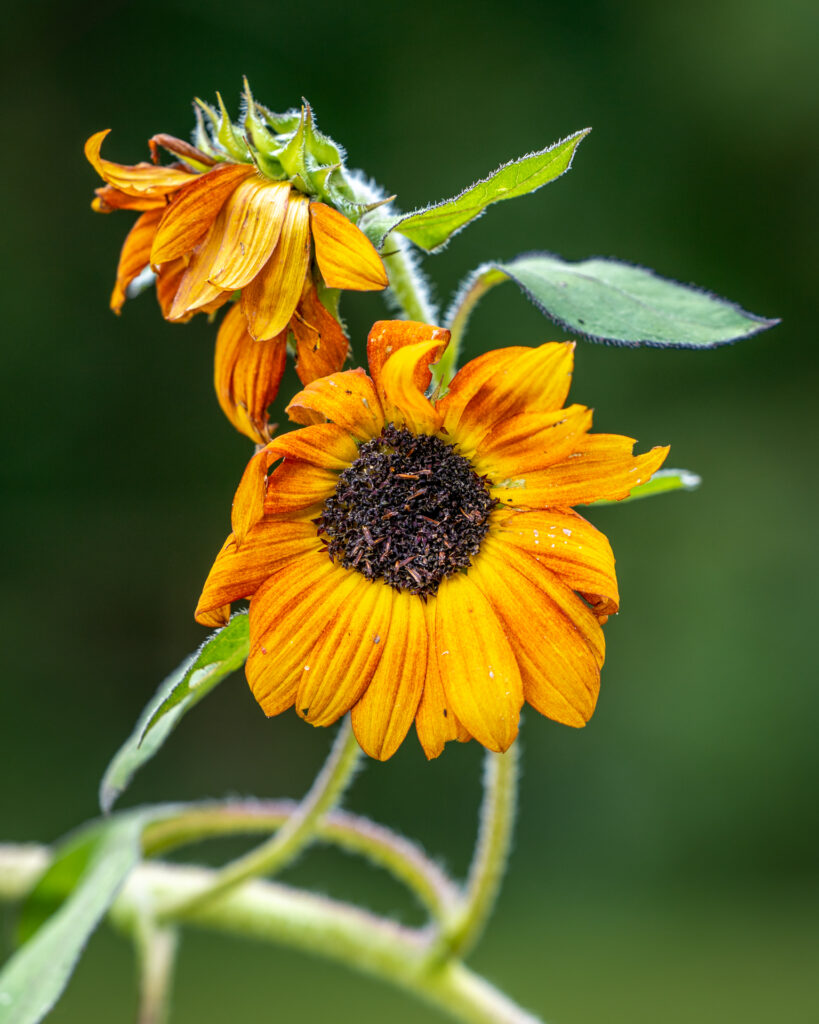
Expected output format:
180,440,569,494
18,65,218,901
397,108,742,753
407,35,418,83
451,254,778,347
378,129,590,252
99,613,250,814
591,468,701,506
0,811,158,1024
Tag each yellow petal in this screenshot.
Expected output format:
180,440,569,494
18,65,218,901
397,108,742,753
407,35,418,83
414,596,471,759
242,193,311,341
150,163,255,264
309,202,388,291
351,590,427,760
434,572,523,752
286,368,385,440
85,130,198,196
379,340,447,434
109,208,163,314
207,181,290,291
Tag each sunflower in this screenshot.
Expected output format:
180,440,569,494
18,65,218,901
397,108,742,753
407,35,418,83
196,321,668,760
86,131,387,332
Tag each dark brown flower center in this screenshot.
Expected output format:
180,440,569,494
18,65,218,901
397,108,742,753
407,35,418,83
316,424,496,597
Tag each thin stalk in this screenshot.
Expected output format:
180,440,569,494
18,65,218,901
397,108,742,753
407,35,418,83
433,267,506,389
382,237,438,323
441,746,519,959
134,921,178,1024
141,799,458,920
158,717,362,921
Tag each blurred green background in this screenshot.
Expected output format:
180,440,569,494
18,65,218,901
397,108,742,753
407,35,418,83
2,0,817,1020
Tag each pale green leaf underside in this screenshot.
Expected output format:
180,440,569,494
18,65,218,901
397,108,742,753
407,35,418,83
0,812,152,1024
454,255,778,347
378,130,590,252
591,468,701,506
99,613,250,814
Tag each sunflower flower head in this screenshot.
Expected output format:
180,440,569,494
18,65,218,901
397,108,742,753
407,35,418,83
196,321,669,761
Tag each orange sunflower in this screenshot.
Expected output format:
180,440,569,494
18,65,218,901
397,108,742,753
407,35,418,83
195,321,668,761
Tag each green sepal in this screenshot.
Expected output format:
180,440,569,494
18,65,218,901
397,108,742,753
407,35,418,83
448,254,780,348
98,613,250,814
376,129,590,252
215,91,251,162
591,468,701,506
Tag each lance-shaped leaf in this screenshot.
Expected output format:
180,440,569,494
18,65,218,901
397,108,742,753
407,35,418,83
99,613,249,814
376,130,590,252
448,254,778,347
0,809,172,1024
591,468,701,506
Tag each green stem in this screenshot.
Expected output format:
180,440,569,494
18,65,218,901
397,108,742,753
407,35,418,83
134,920,177,1024
158,717,362,921
381,237,438,323
141,799,458,920
441,746,519,959
433,267,506,389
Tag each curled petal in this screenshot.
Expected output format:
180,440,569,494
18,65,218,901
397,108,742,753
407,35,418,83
148,133,216,168
214,304,287,444
207,180,290,291
291,282,350,385
85,130,197,196
380,340,448,434
309,203,388,291
366,320,450,411
93,186,167,213
110,209,163,314
286,368,385,440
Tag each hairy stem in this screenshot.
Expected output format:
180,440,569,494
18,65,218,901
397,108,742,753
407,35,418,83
158,717,362,921
433,267,507,389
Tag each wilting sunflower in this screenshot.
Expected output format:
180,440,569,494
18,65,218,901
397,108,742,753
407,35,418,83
196,321,668,760
85,130,387,335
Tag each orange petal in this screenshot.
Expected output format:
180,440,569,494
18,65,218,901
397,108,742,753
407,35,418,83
242,193,311,341
263,460,339,515
92,186,168,213
438,347,528,429
415,597,470,759
469,538,602,727
291,282,350,385
262,423,359,470
109,209,163,314
474,404,593,478
296,576,393,728
231,443,282,543
246,552,342,717
492,434,669,508
309,203,389,291
214,304,287,444
150,163,255,265
366,320,450,412
207,181,290,291
286,368,385,440
351,590,426,760
434,572,523,752
379,340,448,434
195,517,322,626
85,130,198,196
494,508,619,619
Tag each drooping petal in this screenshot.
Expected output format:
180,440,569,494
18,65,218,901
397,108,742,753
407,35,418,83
195,517,322,626
470,537,603,727
309,203,389,291
495,508,619,619
85,130,198,196
109,209,163,314
474,404,593,478
492,434,669,508
263,460,339,514
286,368,385,440
296,576,393,727
150,163,255,265
291,281,350,385
351,590,427,760
214,304,287,444
434,572,523,752
262,423,359,470
148,133,217,169
366,320,450,411
207,180,290,291
93,186,167,213
246,552,342,717
242,193,311,341
415,597,470,759
379,341,448,434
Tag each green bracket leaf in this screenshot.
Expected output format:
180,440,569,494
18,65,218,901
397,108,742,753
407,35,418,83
99,613,250,814
449,254,779,347
591,468,701,506
0,809,171,1024
377,129,590,252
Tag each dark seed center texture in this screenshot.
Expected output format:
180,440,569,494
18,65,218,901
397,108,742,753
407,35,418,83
316,424,496,597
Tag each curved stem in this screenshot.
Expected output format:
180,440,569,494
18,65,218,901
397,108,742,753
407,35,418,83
441,746,519,959
141,800,458,920
382,237,438,323
158,717,362,921
433,267,507,389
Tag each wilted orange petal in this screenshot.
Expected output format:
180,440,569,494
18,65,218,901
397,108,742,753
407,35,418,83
208,181,290,292
242,193,311,341
366,320,450,411
148,134,217,168
309,202,388,291
291,281,350,385
286,368,385,440
85,130,198,197
231,443,282,543
151,163,256,265
92,186,168,213
214,304,287,444
110,208,164,314
166,208,230,320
